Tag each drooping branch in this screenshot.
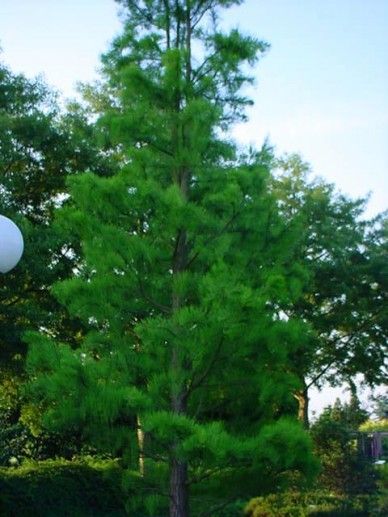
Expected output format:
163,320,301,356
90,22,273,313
124,1,154,25
186,336,224,397
136,275,171,314
186,204,243,269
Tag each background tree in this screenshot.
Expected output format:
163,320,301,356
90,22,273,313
271,154,388,427
370,392,388,420
0,61,115,463
26,2,317,515
310,396,377,496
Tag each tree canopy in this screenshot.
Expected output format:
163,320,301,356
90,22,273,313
271,154,387,426
25,2,318,515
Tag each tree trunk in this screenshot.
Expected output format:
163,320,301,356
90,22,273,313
169,6,191,514
136,415,145,476
169,339,189,517
169,221,189,516
294,387,309,429
170,456,189,517
169,387,189,516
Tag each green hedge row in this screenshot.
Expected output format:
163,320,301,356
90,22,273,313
2,461,387,516
0,459,127,516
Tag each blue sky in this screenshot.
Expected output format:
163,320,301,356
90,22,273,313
0,0,386,413
224,0,388,217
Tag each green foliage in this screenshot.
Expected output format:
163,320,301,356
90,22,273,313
0,458,127,516
0,372,32,466
310,398,376,496
271,154,387,426
0,373,96,466
369,393,388,420
375,463,388,515
0,60,120,464
359,419,388,432
26,1,317,514
244,490,382,517
0,61,115,369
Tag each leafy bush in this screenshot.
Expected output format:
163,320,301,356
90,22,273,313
0,458,127,516
0,412,98,466
375,463,388,515
0,372,93,465
359,419,388,432
244,490,382,516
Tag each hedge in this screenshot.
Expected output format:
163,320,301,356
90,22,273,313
0,458,127,516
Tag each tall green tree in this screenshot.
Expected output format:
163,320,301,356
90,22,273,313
27,2,316,515
271,154,388,427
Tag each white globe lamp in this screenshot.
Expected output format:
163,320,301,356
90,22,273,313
0,215,24,273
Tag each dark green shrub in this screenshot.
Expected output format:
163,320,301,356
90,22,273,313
0,458,127,516
375,463,388,515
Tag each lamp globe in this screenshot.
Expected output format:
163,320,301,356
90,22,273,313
0,215,24,273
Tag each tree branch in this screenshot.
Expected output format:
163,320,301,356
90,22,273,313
186,336,224,397
186,204,242,269
136,276,171,314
